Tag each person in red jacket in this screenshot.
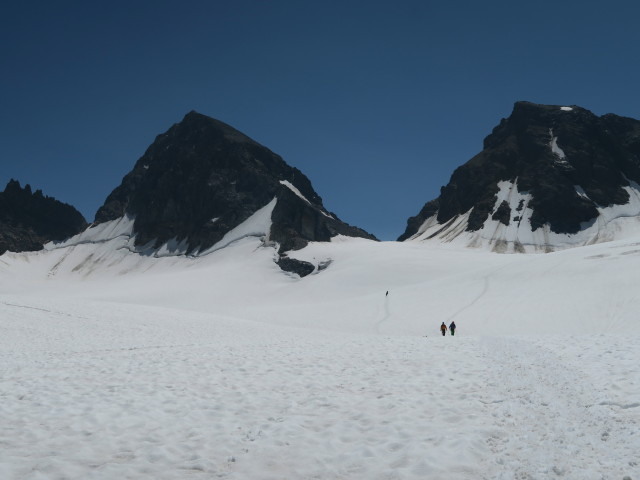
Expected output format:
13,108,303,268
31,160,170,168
440,322,447,336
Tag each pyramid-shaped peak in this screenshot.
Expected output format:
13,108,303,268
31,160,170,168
156,110,258,147
95,112,375,258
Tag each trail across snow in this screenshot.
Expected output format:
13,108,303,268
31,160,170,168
1,234,640,478
375,295,392,334
1,296,638,480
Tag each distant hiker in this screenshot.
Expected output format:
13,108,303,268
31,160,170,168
449,321,456,336
386,291,389,297
440,322,447,336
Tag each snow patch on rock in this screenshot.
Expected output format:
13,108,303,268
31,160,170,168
198,197,277,255
280,180,311,204
549,129,567,160
279,180,335,219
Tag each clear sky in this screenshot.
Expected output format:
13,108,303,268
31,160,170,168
2,1,640,240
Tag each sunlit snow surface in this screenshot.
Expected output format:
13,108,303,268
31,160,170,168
1,232,639,479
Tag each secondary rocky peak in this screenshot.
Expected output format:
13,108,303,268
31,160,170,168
0,180,87,255
400,101,640,252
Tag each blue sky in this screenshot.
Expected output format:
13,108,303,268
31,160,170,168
2,1,640,240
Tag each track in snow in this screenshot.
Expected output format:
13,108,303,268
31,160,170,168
1,297,638,479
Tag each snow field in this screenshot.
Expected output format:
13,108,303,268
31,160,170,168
2,232,640,478
1,296,638,479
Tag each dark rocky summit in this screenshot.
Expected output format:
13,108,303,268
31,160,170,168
96,111,375,273
0,180,87,255
400,101,640,242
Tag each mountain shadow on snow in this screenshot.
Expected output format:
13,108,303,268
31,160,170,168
95,111,376,272
0,180,87,255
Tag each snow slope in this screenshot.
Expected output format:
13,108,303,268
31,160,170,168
1,231,639,479
406,180,640,254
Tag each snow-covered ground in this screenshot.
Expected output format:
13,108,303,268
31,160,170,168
1,233,639,479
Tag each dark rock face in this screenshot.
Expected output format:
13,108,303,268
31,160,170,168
491,201,511,226
96,111,375,269
0,180,87,254
269,186,375,253
276,256,316,277
400,101,640,241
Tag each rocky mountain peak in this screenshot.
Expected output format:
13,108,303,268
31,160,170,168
0,180,87,254
400,101,640,252
94,111,375,269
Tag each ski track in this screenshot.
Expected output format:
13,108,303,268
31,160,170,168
1,298,638,480
445,274,490,324
444,263,516,327
375,295,391,334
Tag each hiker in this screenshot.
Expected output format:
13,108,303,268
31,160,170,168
449,321,456,336
440,322,447,336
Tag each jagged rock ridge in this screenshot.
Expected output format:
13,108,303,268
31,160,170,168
400,101,640,252
95,111,375,271
0,180,87,255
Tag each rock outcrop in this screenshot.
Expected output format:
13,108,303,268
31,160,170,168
0,180,87,254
